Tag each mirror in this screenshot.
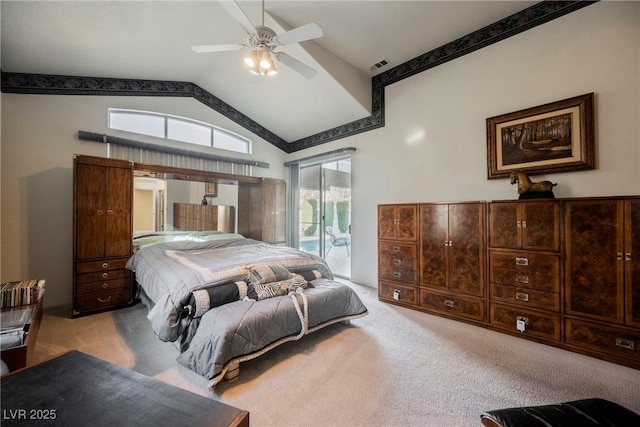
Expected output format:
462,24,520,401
133,176,238,234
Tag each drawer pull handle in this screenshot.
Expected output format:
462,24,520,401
516,316,529,332
107,209,114,215
616,338,635,350
516,220,522,228
515,257,529,266
444,299,455,308
102,262,109,269
393,271,401,279
515,292,529,302
97,210,104,215
102,283,109,289
97,296,112,303
393,259,402,266
626,253,632,261
617,252,623,261
393,246,400,253
393,289,400,301
515,275,529,284
102,273,108,279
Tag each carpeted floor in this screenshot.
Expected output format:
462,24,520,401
33,281,640,426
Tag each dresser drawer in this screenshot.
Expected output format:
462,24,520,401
379,281,418,306
490,267,559,293
565,318,640,360
419,289,484,322
75,288,132,312
379,242,418,285
490,251,559,274
489,303,561,342
490,283,559,312
76,277,132,296
76,257,130,274
76,269,130,284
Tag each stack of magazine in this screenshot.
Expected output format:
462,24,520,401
0,279,46,308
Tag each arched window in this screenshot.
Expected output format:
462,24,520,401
108,109,251,154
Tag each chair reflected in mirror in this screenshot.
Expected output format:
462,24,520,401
326,226,350,257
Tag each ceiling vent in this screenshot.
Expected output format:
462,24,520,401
369,59,389,72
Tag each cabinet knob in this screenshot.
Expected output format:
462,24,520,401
102,283,109,289
102,273,108,279
107,209,114,215
102,262,109,269
617,253,623,261
393,246,400,253
393,271,401,279
97,210,104,215
625,253,632,261
393,259,402,266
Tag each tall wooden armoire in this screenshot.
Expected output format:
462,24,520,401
73,155,134,317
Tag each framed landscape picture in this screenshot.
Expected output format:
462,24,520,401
486,93,595,179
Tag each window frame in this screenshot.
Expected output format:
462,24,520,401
107,108,252,154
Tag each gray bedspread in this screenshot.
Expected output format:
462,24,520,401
126,237,368,385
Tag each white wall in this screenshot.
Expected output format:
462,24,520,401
1,95,287,308
286,2,640,288
1,1,639,307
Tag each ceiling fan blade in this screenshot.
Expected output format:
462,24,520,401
218,0,256,34
277,22,323,46
191,43,244,53
274,52,317,79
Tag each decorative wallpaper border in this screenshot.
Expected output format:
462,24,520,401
1,1,595,154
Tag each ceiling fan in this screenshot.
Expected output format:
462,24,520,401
191,0,323,79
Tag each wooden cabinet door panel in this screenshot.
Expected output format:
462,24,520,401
489,203,520,249
105,166,132,258
397,205,417,241
76,164,107,260
378,205,397,240
522,202,560,251
419,204,448,289
448,203,484,297
565,200,624,323
626,199,640,327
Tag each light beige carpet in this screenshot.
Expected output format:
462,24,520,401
33,281,640,426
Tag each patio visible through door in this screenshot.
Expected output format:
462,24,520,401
298,158,351,278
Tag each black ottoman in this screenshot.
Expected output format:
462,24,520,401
480,398,640,427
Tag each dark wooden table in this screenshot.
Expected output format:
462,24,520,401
1,350,249,426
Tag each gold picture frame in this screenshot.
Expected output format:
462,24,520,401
486,93,595,179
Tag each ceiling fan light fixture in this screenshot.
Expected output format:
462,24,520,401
259,50,272,70
244,51,258,67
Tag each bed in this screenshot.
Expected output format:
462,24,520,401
126,232,368,387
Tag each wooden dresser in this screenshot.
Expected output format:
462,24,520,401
487,200,562,344
378,196,640,370
73,155,134,317
173,203,234,233
377,204,419,305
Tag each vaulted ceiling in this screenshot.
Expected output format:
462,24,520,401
1,1,594,152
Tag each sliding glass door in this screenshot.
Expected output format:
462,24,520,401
298,158,351,278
